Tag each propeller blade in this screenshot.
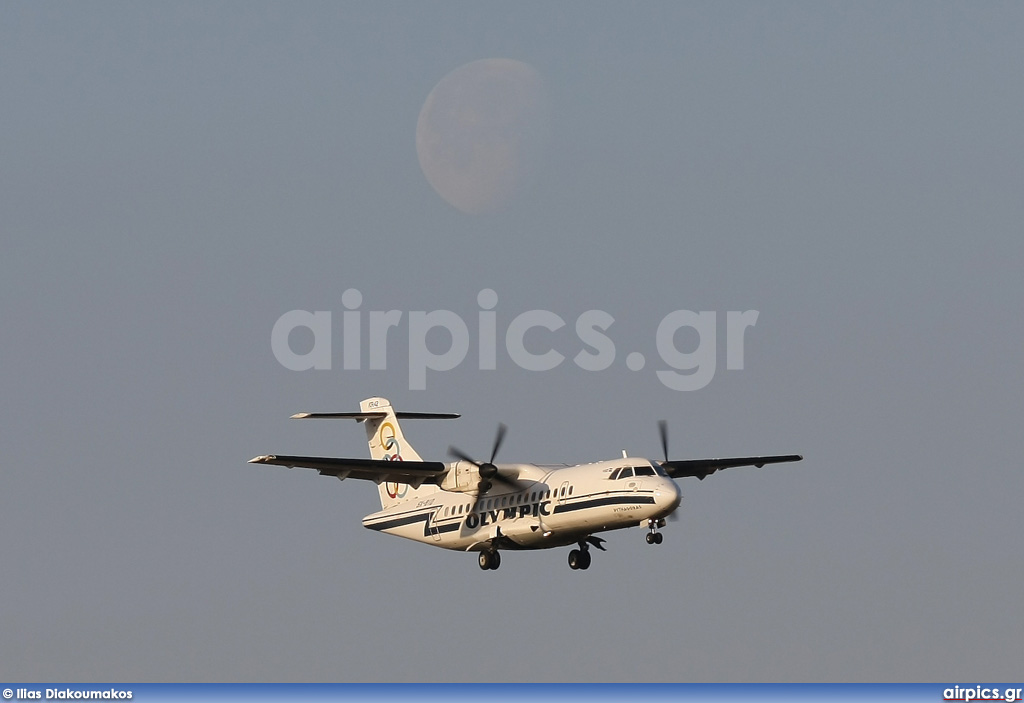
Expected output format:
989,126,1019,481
659,420,679,522
491,471,520,489
448,445,479,467
489,423,507,465
469,481,490,516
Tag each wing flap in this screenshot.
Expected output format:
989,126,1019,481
248,454,448,484
661,454,803,480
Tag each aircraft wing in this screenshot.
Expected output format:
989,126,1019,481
661,454,803,480
248,455,449,485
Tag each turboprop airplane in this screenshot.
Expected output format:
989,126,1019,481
249,397,802,571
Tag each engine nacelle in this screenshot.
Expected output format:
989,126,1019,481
438,461,480,494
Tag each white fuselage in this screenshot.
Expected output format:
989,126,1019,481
361,457,682,551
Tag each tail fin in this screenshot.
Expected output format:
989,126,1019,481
359,397,426,461
357,397,456,509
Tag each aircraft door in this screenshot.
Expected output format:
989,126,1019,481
429,508,442,541
557,481,570,505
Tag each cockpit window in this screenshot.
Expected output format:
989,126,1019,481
611,465,659,479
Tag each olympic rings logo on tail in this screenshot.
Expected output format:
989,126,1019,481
380,422,408,499
385,481,408,499
379,422,402,460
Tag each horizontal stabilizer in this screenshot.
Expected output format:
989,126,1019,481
290,411,460,420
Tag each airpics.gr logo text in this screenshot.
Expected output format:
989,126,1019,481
270,289,760,391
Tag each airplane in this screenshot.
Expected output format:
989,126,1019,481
249,397,802,571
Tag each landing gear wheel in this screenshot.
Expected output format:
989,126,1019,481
577,549,592,570
478,550,500,570
646,532,655,545
568,545,592,570
568,549,582,570
653,532,663,545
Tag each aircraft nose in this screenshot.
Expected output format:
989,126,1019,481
655,479,682,516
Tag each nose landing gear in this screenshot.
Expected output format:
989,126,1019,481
646,518,665,545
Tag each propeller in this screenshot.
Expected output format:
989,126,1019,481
658,419,669,464
657,420,681,522
448,423,516,497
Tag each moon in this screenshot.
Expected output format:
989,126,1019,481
416,59,548,214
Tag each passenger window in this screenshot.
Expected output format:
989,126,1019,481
569,486,574,495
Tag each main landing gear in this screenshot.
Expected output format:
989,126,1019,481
478,549,501,570
567,541,592,570
645,518,665,545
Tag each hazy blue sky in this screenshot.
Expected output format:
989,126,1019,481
2,2,1022,682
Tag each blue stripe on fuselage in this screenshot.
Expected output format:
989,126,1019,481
552,492,656,513
364,509,460,536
